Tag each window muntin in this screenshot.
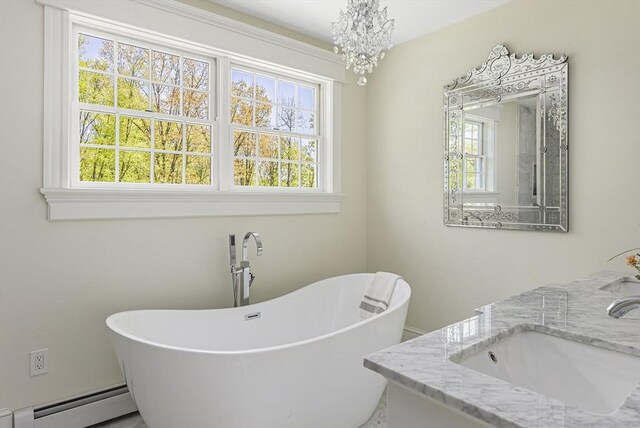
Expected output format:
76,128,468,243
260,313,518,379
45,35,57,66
42,5,342,221
230,67,320,189
76,32,215,186
463,121,485,191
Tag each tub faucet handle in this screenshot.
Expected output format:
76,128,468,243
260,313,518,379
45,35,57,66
229,234,237,269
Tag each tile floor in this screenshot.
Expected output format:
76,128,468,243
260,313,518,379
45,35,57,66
91,388,388,428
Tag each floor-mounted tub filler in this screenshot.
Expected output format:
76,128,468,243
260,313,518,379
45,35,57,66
106,273,411,428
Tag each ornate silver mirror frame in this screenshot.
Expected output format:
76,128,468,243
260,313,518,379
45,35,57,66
444,45,568,232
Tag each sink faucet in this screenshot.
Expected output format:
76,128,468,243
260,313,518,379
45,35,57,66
607,296,640,318
229,232,263,307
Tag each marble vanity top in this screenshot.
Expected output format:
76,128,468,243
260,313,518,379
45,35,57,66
364,270,640,427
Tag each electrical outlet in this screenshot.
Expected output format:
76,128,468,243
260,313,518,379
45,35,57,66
30,349,48,376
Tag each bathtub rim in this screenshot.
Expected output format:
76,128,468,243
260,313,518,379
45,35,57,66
106,273,411,356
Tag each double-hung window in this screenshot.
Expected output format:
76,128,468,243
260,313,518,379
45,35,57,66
463,120,485,191
229,67,320,189
75,31,215,187
41,2,344,220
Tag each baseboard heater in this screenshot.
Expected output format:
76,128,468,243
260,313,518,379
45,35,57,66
14,384,137,428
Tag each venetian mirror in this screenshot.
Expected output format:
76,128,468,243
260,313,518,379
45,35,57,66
444,45,568,232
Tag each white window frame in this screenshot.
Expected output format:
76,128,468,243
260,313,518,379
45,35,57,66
226,63,324,192
463,115,498,199
73,27,218,189
462,120,486,192
39,0,345,221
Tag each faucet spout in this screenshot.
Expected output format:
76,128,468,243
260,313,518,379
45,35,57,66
228,232,263,307
607,296,640,318
242,232,263,261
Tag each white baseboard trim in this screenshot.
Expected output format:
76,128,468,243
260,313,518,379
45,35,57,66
14,385,136,428
0,409,13,428
401,325,427,342
403,325,427,336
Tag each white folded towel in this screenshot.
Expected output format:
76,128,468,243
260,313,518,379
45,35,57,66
358,272,402,319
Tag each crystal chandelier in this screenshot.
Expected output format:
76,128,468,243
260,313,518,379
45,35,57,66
331,0,395,86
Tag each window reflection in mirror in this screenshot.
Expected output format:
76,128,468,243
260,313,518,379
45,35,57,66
462,94,538,208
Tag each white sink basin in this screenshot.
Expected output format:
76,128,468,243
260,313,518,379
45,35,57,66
600,278,640,296
454,329,640,414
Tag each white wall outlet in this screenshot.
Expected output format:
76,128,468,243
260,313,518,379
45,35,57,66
30,349,48,376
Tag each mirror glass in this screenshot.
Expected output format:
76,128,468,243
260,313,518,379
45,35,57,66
444,45,568,232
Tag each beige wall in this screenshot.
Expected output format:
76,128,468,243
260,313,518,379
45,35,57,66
0,0,367,410
366,0,640,332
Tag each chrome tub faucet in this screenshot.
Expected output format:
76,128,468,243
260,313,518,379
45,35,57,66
229,232,263,307
607,296,640,318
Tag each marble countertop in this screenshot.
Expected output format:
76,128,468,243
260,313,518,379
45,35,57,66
364,270,640,427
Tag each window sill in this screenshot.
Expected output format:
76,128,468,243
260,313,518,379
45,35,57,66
40,188,344,221
463,191,499,196
463,191,499,203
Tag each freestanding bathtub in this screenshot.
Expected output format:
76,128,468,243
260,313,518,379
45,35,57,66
106,273,411,428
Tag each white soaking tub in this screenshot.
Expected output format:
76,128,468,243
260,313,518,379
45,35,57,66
106,273,411,428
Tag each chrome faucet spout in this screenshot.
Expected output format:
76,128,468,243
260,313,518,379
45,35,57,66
607,296,640,318
242,232,263,261
227,232,263,307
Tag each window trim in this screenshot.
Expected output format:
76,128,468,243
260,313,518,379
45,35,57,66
40,1,344,221
462,115,497,194
463,120,486,192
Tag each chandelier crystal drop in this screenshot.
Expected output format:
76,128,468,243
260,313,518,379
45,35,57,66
331,0,395,86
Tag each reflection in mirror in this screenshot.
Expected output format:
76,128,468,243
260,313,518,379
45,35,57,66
463,94,538,207
444,45,568,232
